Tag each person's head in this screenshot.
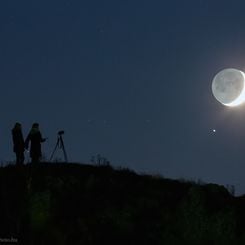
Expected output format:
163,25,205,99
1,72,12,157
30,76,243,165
14,122,21,130
32,123,39,129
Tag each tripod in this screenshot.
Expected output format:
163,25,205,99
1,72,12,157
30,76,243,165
50,133,68,162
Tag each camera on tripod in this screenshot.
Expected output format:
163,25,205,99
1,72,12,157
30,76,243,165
58,130,64,135
50,130,68,162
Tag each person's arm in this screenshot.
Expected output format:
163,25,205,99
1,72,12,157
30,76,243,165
39,132,46,143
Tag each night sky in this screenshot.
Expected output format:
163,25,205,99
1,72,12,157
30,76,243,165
1,0,245,195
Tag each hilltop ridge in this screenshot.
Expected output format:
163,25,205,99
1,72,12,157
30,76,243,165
0,162,244,244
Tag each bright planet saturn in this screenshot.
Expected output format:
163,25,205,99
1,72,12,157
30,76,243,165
212,68,245,107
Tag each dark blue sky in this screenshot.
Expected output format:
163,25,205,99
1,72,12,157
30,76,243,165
1,0,245,194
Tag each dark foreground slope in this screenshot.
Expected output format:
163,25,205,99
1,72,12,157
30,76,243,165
0,162,244,245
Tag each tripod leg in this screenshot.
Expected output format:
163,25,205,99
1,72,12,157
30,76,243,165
60,137,68,162
50,138,60,161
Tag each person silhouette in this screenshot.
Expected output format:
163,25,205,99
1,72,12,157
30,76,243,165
12,122,25,165
25,123,46,163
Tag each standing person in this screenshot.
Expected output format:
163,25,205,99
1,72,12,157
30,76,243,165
25,123,46,163
12,122,25,165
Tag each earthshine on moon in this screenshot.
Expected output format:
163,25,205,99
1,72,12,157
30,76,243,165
212,68,245,107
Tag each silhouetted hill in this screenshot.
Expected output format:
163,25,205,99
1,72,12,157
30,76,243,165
0,162,244,244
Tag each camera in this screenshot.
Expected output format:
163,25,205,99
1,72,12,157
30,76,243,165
58,130,64,135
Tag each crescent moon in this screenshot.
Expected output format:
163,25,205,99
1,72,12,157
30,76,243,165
212,68,245,107
225,71,245,107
